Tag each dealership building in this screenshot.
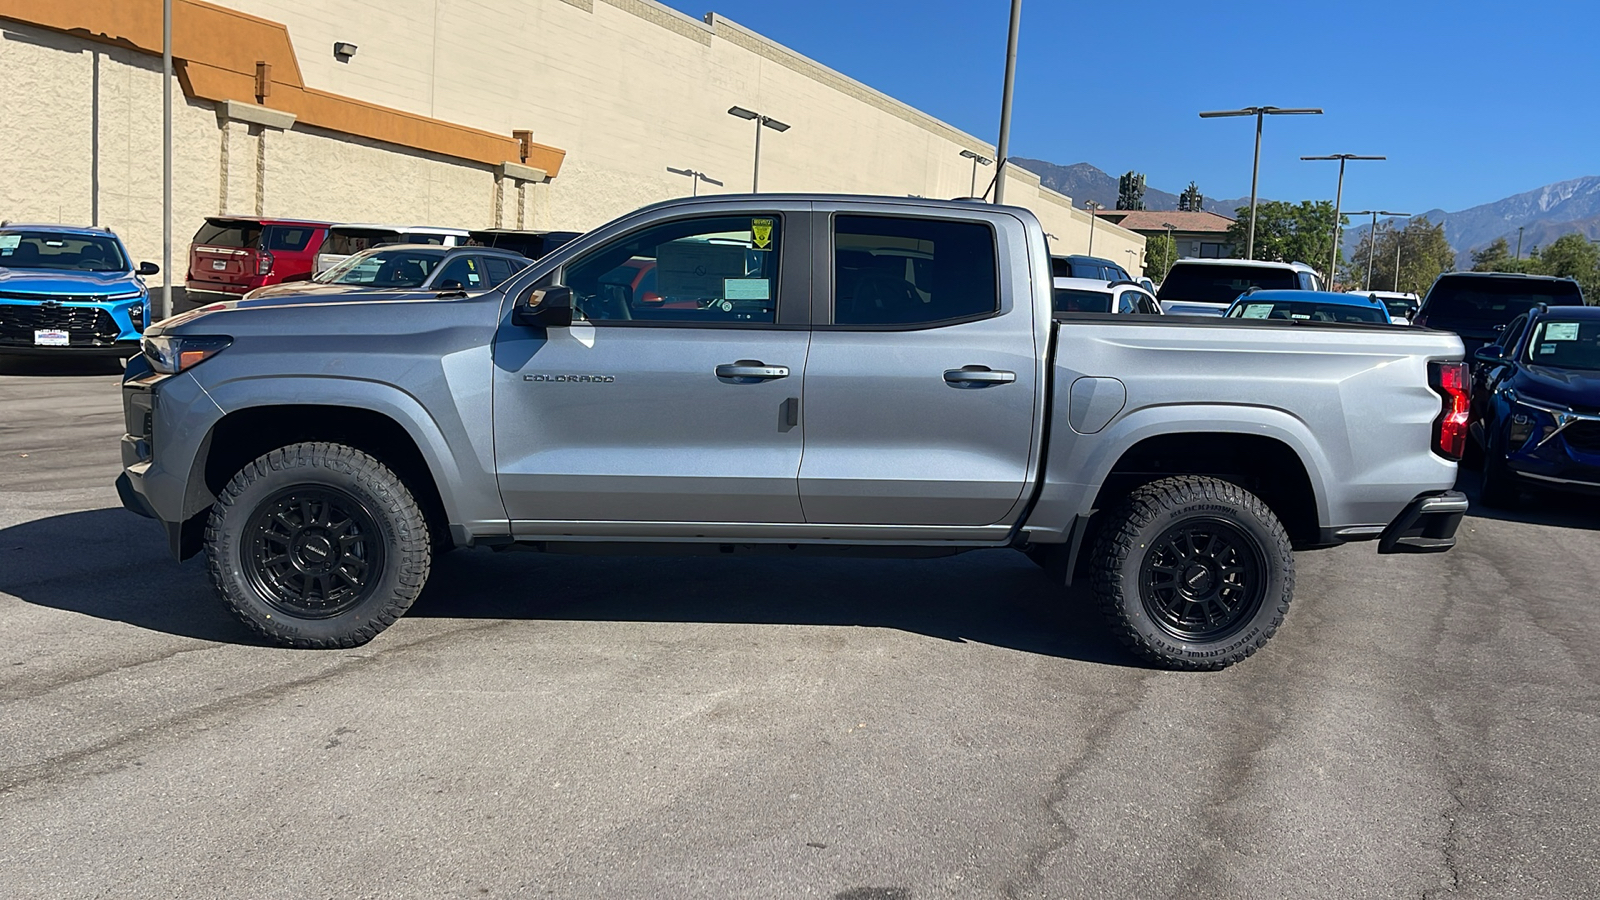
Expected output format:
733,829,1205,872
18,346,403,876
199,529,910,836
0,0,1144,285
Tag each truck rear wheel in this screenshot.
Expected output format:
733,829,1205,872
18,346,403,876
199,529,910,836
204,442,432,648
1090,476,1293,670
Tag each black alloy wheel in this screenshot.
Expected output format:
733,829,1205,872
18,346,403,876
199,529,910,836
242,486,386,619
1138,518,1266,642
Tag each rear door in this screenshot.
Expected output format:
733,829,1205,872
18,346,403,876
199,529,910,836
798,206,1040,527
188,219,261,288
493,203,812,526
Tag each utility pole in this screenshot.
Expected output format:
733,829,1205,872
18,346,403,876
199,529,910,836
1349,210,1411,291
1515,226,1525,260
1301,153,1384,287
1200,106,1324,259
993,0,1022,204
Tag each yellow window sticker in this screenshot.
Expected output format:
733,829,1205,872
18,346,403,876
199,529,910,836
751,218,774,250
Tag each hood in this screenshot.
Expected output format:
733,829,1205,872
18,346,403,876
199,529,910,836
1513,365,1600,411
0,267,143,297
240,281,413,303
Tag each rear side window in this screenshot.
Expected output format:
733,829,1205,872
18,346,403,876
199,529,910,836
265,226,315,252
482,256,522,288
1054,288,1111,313
402,232,451,246
193,220,261,249
1423,277,1584,324
834,215,998,326
1157,264,1297,305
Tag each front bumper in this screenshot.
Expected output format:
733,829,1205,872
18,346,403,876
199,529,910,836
1378,491,1468,554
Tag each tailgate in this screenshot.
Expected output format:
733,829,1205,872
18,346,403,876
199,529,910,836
191,245,254,282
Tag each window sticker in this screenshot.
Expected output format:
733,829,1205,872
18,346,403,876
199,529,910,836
1540,343,1558,354
1240,303,1274,319
724,277,770,301
0,235,20,251
751,218,774,250
1545,322,1580,341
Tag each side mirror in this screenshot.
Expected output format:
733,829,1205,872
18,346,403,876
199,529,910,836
438,279,465,291
1473,345,1505,365
512,284,573,328
137,261,160,276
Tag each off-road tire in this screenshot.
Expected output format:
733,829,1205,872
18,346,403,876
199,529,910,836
1091,476,1294,670
205,442,431,648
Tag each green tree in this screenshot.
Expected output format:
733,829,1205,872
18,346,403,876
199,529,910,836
1534,232,1600,298
1227,200,1345,276
1178,182,1204,212
1143,234,1178,281
1345,216,1456,295
1471,237,1513,271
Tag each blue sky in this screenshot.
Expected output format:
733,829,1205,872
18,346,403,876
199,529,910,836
660,0,1600,214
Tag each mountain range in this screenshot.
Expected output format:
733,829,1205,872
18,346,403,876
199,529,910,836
1016,158,1600,268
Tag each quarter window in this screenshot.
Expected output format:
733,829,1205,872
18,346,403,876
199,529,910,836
563,215,781,324
833,215,998,326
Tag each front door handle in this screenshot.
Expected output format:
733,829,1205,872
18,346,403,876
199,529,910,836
716,360,790,382
943,365,1016,387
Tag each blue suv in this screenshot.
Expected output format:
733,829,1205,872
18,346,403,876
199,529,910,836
0,224,158,356
1471,304,1600,507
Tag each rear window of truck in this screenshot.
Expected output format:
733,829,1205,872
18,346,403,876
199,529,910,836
1158,264,1298,305
1422,277,1584,324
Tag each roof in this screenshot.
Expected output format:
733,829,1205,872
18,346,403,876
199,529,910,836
0,223,125,239
328,224,471,235
1169,258,1316,273
204,216,331,226
350,243,526,258
1242,290,1386,307
1052,277,1117,292
1095,210,1236,233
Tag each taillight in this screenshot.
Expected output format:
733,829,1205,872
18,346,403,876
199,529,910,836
1428,361,1470,460
257,251,274,276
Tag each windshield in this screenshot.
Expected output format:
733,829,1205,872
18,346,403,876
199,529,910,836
1157,264,1298,304
0,231,129,272
1230,299,1388,324
315,248,445,287
1526,320,1600,370
1422,277,1584,323
1053,288,1112,313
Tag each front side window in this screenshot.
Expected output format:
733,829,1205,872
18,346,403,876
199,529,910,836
834,215,997,326
0,231,128,272
1498,314,1529,353
317,248,445,287
564,215,781,324
1118,290,1159,315
434,255,485,290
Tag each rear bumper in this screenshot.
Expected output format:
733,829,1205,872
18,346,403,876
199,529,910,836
1378,490,1468,554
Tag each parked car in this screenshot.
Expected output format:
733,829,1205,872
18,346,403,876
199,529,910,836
1413,271,1585,355
1469,305,1600,507
1051,254,1132,283
244,245,531,300
314,224,471,275
1157,259,1322,316
1,223,157,355
1227,290,1392,324
1053,277,1162,314
185,216,330,302
467,228,583,260
118,194,1467,669
1350,290,1420,324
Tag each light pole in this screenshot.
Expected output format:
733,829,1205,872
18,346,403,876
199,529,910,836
960,149,993,198
1393,221,1409,292
1084,200,1103,256
727,106,789,192
161,0,173,319
993,0,1022,204
1349,210,1411,291
1125,248,1139,277
1301,153,1384,288
1515,226,1525,260
1161,221,1177,278
666,166,724,197
1199,106,1324,259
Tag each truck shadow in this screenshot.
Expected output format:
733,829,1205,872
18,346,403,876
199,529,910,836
1455,469,1600,532
0,508,1137,667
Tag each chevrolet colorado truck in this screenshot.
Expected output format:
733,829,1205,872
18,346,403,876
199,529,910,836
117,195,1469,669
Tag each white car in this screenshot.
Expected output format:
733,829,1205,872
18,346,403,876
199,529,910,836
1052,276,1163,315
314,223,471,274
1156,258,1323,316
1347,290,1420,325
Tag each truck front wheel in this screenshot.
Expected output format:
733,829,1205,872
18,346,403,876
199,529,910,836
1091,476,1293,670
204,442,432,648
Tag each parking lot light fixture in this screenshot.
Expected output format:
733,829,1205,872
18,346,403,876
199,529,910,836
1349,210,1411,290
960,149,993,198
1200,106,1324,259
666,166,724,197
728,106,789,193
1301,153,1385,287
1084,200,1103,256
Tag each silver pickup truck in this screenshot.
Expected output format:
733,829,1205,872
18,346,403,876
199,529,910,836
116,195,1469,669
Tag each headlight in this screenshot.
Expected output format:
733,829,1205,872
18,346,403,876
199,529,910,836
141,335,232,374
106,290,144,301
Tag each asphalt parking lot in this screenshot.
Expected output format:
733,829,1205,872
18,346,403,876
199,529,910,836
1,360,1597,899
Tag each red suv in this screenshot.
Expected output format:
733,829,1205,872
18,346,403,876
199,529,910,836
185,217,330,301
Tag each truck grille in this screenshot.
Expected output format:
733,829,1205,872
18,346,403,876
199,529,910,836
0,303,120,347
1564,421,1600,454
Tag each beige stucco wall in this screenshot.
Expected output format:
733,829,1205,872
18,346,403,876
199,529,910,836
1,0,1142,286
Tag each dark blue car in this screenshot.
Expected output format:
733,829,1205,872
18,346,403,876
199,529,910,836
0,224,158,356
1470,304,1600,507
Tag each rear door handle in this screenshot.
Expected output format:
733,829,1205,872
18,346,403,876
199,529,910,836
716,360,790,381
943,365,1016,387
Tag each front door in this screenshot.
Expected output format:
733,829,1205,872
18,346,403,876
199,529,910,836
798,209,1040,527
493,208,811,526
